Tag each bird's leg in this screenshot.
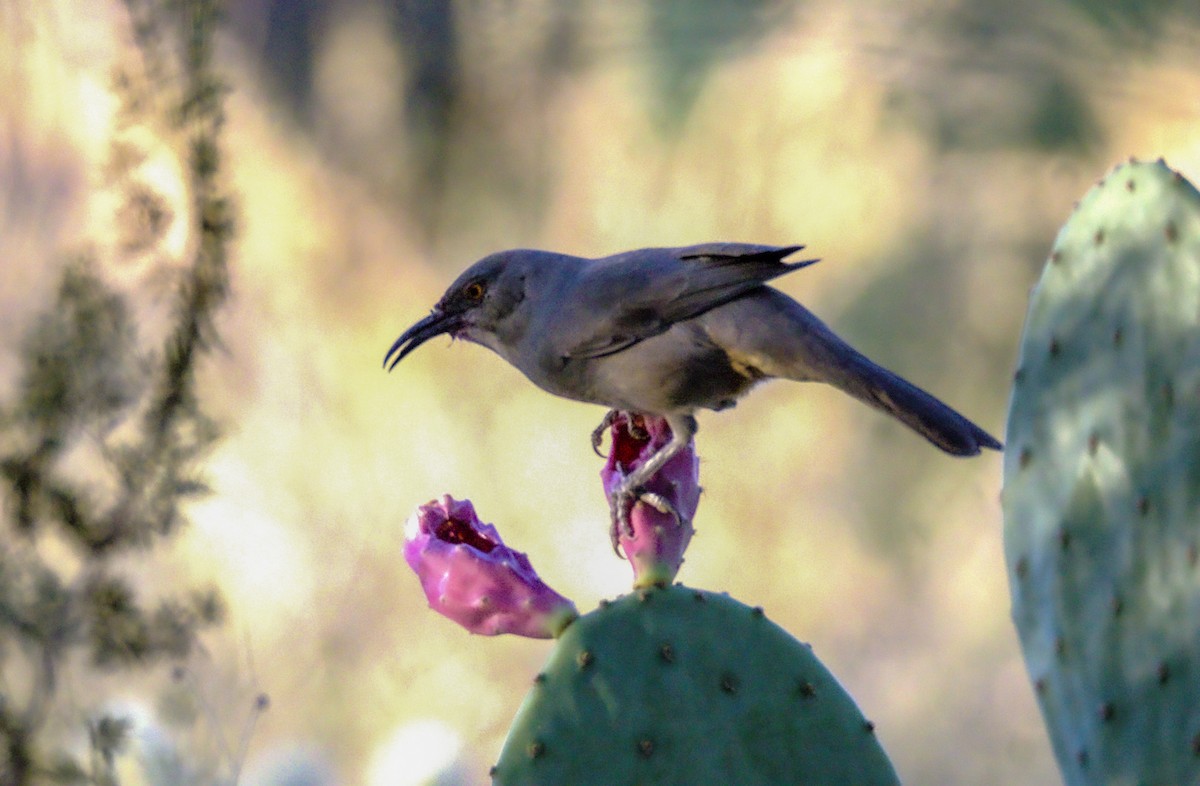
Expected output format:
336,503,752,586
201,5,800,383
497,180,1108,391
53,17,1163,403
609,413,697,541
615,413,697,493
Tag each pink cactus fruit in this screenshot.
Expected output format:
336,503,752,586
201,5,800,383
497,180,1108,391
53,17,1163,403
600,413,700,587
404,495,577,638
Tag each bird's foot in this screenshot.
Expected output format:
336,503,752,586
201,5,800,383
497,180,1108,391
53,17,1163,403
608,484,684,555
591,409,650,457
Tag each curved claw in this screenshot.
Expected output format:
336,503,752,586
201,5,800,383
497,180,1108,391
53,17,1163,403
607,485,684,556
591,410,621,458
637,490,682,523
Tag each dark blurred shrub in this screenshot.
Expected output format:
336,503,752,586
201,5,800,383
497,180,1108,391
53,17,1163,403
0,0,238,782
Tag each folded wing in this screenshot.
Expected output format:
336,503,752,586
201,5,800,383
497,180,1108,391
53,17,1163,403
555,244,818,360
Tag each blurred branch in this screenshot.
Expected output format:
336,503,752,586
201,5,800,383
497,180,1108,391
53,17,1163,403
0,0,237,782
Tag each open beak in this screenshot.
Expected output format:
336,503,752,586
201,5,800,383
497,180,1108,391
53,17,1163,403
383,309,461,371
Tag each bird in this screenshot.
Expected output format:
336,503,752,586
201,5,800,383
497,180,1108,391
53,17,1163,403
384,243,1002,540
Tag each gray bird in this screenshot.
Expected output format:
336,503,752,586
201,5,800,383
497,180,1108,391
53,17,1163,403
385,243,1001,540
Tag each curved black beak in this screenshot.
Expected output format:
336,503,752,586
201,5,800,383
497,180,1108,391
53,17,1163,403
383,309,460,371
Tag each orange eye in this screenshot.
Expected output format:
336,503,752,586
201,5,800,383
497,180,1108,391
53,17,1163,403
463,281,485,301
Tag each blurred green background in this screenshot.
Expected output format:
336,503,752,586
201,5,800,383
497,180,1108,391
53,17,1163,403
2,0,1199,783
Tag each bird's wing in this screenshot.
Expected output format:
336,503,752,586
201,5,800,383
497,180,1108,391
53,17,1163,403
557,244,818,359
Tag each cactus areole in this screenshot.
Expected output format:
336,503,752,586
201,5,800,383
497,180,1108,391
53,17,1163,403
402,415,898,784
490,585,900,786
1003,159,1200,786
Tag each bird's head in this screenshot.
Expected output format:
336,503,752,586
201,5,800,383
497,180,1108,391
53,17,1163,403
384,250,562,370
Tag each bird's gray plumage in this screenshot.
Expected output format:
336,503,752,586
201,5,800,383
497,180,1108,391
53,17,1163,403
385,243,1001,532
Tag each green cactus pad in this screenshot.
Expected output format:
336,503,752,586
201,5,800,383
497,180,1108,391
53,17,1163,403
490,584,898,786
1003,159,1200,785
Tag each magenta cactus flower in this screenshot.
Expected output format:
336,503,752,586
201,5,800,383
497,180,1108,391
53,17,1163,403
601,413,700,587
404,495,577,638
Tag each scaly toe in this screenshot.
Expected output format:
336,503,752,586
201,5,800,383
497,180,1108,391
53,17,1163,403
636,490,682,528
608,484,684,556
591,410,621,458
608,490,633,555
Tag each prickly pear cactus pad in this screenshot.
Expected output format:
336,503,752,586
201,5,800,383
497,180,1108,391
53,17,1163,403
490,585,899,786
1003,159,1200,786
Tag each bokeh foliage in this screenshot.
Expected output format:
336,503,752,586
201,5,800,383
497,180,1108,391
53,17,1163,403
0,0,234,782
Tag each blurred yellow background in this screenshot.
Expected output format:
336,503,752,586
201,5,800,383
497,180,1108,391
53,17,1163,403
2,0,1199,784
